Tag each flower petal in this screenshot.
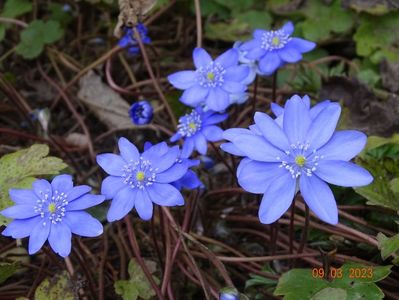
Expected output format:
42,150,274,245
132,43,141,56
32,179,52,200
118,137,140,162
28,220,50,255
246,47,267,60
9,189,39,205
180,85,209,106
315,160,373,187
317,130,367,161
258,172,296,224
287,37,316,53
148,145,180,173
181,137,195,158
101,176,126,199
225,65,250,82
168,70,197,89
222,81,246,94
258,52,281,75
48,222,72,257
2,216,40,238
307,103,341,150
232,134,284,162
107,187,136,222
281,21,294,35
51,175,73,194
278,47,302,63
240,39,261,51
309,100,331,119
96,153,125,176
193,48,213,69
271,103,284,117
156,164,188,183
1,204,38,219
220,142,246,156
202,125,224,142
202,113,228,126
147,183,184,206
206,88,230,112
300,175,338,225
64,211,103,237
215,48,238,68
238,160,285,194
66,185,91,202
194,133,208,154
254,112,290,150
67,194,105,211
283,96,311,144
135,189,153,220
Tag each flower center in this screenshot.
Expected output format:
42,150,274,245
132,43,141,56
261,30,290,51
34,190,69,225
122,157,157,189
177,109,202,137
197,63,225,88
48,203,56,213
277,143,323,179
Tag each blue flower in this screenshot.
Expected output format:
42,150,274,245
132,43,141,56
1,175,104,257
118,23,151,56
129,100,153,125
168,48,250,112
233,41,259,86
222,95,373,225
170,107,228,158
241,22,316,75
97,138,189,221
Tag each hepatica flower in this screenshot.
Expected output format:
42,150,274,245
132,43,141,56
97,138,189,221
241,22,315,75
168,48,249,112
129,100,153,125
222,95,373,225
1,175,104,257
170,107,228,158
118,23,151,56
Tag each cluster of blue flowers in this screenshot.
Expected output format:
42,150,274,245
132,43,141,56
1,22,373,257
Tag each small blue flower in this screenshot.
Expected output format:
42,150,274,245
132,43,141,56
233,41,259,86
222,95,373,225
118,23,151,56
241,22,316,75
129,100,153,125
170,107,228,158
97,138,189,221
168,48,250,112
1,175,104,257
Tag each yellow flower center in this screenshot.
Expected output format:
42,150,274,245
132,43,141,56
272,36,280,46
295,155,306,167
188,122,197,130
48,203,56,213
136,171,145,181
207,72,215,81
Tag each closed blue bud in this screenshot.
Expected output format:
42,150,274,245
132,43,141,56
118,23,151,56
129,100,153,125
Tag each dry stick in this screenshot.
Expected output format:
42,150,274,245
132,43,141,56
194,0,203,48
161,212,173,296
132,27,177,128
272,71,278,101
64,257,75,276
252,76,259,116
297,204,310,255
98,227,109,300
124,216,165,300
288,196,296,256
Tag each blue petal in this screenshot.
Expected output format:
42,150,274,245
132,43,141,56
283,95,311,144
107,187,137,222
222,81,246,94
28,220,50,255
246,47,267,60
193,48,213,69
2,216,40,238
254,112,290,150
302,95,311,109
202,113,228,126
1,204,38,219
175,170,202,190
144,142,153,151
307,103,341,150
147,183,184,206
101,176,126,199
232,134,284,162
170,132,182,143
194,133,208,154
249,124,262,135
181,137,195,158
96,153,125,176
300,174,338,225
271,103,284,117
202,125,224,142
32,179,52,200
48,222,72,257
223,128,251,141
168,71,197,89
258,172,296,224
9,189,39,205
278,47,302,63
51,174,73,194
315,160,373,187
215,48,238,68
224,65,251,82
181,85,209,106
206,88,229,112
241,39,261,52
254,29,267,40
66,185,91,202
287,38,316,53
146,145,180,173
64,211,103,237
309,100,331,119
157,164,188,183
142,141,168,158
317,130,367,161
258,52,281,75
238,160,285,194
281,21,294,35
118,137,140,162
134,189,153,220
220,142,246,156
67,194,105,211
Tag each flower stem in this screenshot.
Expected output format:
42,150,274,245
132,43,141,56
64,256,75,276
194,0,202,48
252,76,259,116
272,70,278,101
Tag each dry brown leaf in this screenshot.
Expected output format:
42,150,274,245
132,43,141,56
77,71,135,130
65,133,90,149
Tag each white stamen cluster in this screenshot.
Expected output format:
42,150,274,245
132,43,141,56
122,157,157,189
177,110,202,137
34,189,69,226
197,62,226,88
261,30,290,51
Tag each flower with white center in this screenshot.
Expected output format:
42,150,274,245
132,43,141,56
170,106,228,158
167,47,250,112
97,138,190,221
1,175,104,257
240,22,316,75
221,95,373,225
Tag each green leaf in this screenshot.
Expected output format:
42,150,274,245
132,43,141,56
0,144,67,225
114,259,159,300
378,232,399,261
35,271,74,300
311,287,347,300
0,262,19,284
1,0,33,18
